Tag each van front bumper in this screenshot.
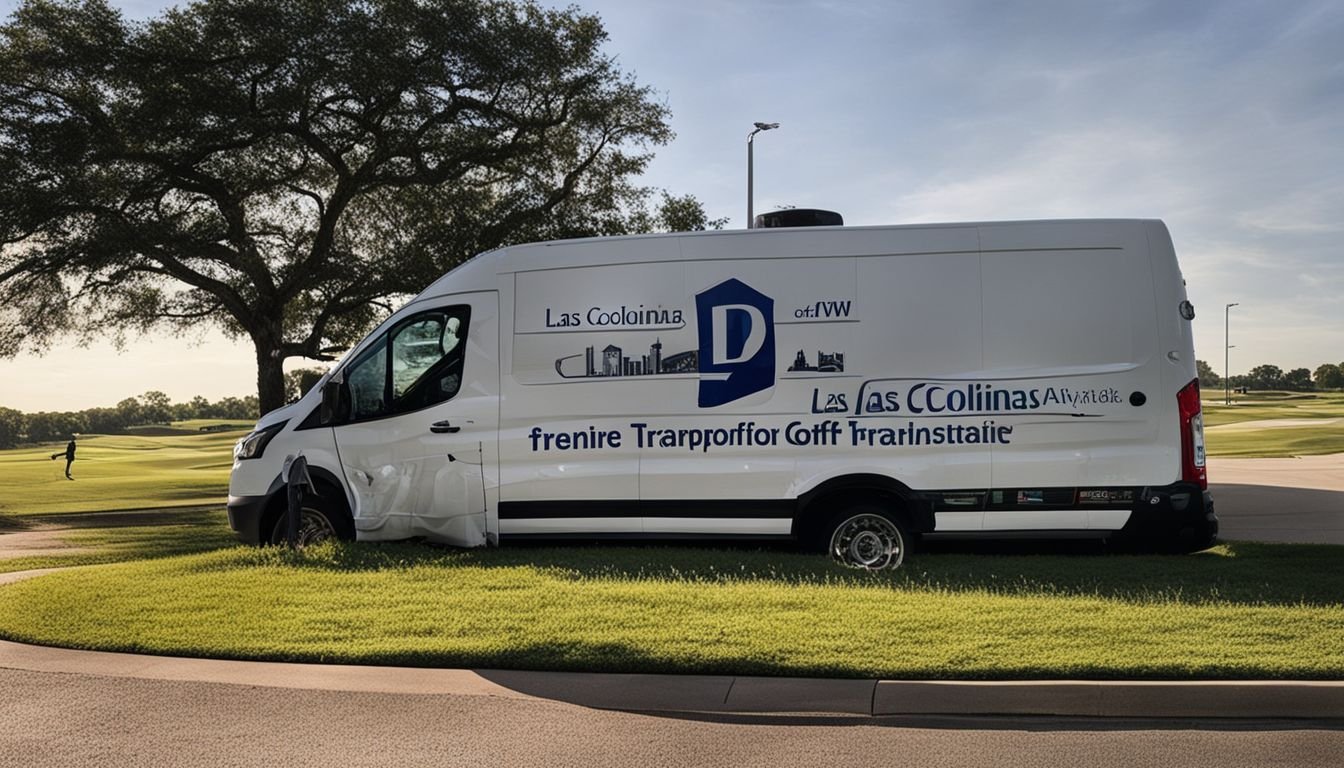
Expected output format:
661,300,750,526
227,494,269,545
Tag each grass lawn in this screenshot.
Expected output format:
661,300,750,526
0,509,240,574
1206,427,1344,458
0,431,244,516
0,540,1340,680
1203,391,1344,427
1204,390,1344,457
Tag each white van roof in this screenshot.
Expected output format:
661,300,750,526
419,218,1163,299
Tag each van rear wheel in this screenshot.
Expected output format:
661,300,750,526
825,505,909,570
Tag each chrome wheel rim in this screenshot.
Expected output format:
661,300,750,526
829,513,904,569
273,507,337,547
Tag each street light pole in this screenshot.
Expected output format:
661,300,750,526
1225,302,1239,405
746,122,779,228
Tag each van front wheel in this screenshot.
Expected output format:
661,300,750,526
825,506,909,570
267,495,353,547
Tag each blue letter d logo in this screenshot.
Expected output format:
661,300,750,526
696,278,775,407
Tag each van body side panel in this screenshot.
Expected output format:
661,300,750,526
498,266,648,533
975,221,1165,530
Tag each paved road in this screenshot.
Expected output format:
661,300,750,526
0,667,1338,768
1209,453,1344,544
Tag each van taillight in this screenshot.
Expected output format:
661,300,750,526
1177,379,1207,489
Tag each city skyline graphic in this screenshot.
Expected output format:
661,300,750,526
554,340,849,379
787,349,845,373
555,338,699,379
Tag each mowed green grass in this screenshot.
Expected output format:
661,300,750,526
0,541,1340,679
1203,391,1344,457
1206,427,1344,458
1203,391,1344,427
0,431,245,516
0,509,240,574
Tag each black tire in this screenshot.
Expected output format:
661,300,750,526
267,492,354,547
821,504,910,570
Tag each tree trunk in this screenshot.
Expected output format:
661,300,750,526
255,344,287,417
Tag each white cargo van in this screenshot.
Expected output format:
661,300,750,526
227,219,1217,568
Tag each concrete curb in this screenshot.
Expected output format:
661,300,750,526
1,640,1340,719
872,680,1344,719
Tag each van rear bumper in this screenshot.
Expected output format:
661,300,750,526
1121,482,1218,550
226,494,269,545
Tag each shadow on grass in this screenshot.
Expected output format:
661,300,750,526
251,537,1344,608
0,516,34,532
32,507,227,528
0,509,241,574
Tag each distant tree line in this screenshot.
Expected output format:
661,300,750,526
0,368,325,448
1197,360,1344,392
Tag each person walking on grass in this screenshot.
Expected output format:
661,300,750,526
49,436,76,480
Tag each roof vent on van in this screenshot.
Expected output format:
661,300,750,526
753,209,843,228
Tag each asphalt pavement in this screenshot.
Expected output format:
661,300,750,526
1,667,1340,768
1209,453,1344,544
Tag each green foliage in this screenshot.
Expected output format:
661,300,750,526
20,410,85,443
284,367,328,403
138,390,173,425
1195,358,1220,388
0,541,1340,679
2,390,262,443
1314,362,1344,389
1283,367,1314,391
0,406,21,448
1245,364,1284,389
0,0,716,414
627,192,730,233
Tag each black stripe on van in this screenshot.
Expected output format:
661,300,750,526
498,499,796,520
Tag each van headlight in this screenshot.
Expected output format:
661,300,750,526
233,422,285,461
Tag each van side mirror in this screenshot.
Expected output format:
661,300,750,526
319,379,344,425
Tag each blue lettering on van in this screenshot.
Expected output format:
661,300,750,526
696,278,776,407
845,380,1121,416
793,300,852,319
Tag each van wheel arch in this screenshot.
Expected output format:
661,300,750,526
794,474,931,549
258,467,355,546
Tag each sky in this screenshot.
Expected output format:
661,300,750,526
2,0,1342,412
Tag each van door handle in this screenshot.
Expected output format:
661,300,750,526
430,421,461,434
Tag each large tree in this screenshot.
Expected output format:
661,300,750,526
1195,359,1220,389
1246,364,1284,390
1,0,708,414
1313,362,1343,390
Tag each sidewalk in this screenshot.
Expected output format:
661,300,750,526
0,637,1340,718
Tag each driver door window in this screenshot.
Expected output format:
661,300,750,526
343,306,471,422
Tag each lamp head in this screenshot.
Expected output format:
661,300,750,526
753,122,780,131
